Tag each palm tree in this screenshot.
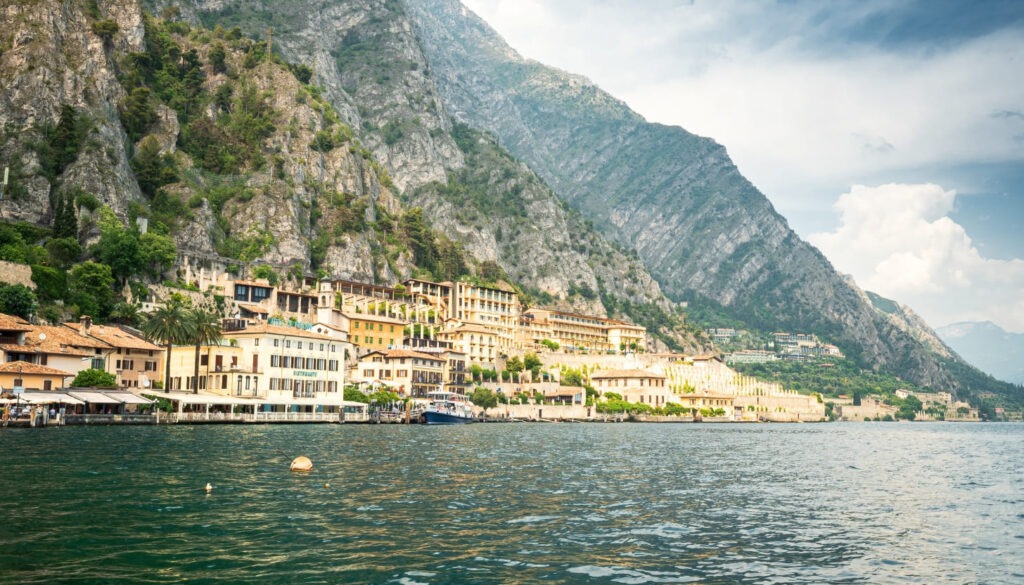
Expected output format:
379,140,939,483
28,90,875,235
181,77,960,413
141,301,190,393
187,307,223,395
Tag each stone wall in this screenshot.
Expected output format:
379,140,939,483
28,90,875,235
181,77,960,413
0,261,35,288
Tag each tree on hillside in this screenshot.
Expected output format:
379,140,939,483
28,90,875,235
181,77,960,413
141,300,191,393
0,284,38,319
131,136,177,197
68,262,115,320
187,307,222,394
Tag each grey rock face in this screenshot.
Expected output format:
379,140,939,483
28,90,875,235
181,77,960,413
0,0,144,224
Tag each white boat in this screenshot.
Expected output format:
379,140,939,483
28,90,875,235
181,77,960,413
421,391,475,424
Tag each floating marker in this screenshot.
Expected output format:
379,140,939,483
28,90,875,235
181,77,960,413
205,482,213,493
290,456,313,472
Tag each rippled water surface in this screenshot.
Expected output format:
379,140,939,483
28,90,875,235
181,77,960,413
1,423,1022,583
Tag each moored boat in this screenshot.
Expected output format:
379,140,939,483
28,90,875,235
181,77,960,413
421,391,475,424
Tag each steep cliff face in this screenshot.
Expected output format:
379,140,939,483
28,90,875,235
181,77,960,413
153,0,705,349
402,0,990,392
0,0,145,224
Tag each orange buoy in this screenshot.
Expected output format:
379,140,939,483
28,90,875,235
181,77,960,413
290,456,313,472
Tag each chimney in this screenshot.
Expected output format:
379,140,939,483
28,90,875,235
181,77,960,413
80,315,92,335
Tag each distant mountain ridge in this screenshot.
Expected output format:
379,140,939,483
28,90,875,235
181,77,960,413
937,321,1024,386
401,0,1022,405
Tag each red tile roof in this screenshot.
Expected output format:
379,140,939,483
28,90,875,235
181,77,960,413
0,360,73,376
0,313,33,332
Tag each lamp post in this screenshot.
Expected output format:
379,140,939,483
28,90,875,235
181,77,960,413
15,364,22,417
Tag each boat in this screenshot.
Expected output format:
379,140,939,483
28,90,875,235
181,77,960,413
421,391,475,424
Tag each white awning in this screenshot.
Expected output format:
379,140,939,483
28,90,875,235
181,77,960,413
18,392,85,405
144,391,263,406
67,391,122,405
104,392,155,405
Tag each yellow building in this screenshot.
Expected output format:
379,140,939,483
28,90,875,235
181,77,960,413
521,308,646,353
166,343,248,394
451,282,520,354
344,312,406,354
0,360,73,392
590,369,671,407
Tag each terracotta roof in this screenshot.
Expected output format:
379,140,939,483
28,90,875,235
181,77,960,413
31,325,112,350
0,360,73,376
385,349,443,361
0,343,91,357
63,323,162,351
0,313,33,332
590,369,666,380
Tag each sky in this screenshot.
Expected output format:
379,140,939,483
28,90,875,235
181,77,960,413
459,0,1024,334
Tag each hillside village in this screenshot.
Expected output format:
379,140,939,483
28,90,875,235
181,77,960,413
3,253,986,426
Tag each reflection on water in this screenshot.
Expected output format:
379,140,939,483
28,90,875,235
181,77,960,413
1,423,1022,583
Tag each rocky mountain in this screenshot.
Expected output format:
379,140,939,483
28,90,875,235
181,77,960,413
937,321,1024,386
1,0,705,350
399,0,1024,402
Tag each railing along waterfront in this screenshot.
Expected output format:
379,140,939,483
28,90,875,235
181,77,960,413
158,411,370,424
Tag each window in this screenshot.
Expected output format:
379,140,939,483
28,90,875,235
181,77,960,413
274,339,280,348
298,342,303,350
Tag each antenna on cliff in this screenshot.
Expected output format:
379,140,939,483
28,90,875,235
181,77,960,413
267,28,273,61
0,166,7,201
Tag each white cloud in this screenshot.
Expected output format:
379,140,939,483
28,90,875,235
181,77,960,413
461,1,1024,234
809,184,1024,332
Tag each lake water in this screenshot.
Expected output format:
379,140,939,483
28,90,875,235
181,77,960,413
1,422,1021,584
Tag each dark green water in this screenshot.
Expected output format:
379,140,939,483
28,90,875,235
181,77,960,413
1,423,1021,584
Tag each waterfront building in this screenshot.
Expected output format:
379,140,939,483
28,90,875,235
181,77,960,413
221,320,344,403
352,349,444,397
675,392,736,413
165,319,345,410
165,341,248,393
590,369,671,407
64,316,163,390
0,314,110,376
0,360,73,392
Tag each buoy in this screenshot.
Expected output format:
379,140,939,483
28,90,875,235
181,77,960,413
290,456,313,472
324,482,330,489
205,482,213,493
